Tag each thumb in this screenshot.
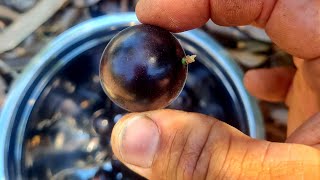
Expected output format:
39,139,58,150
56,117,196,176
111,110,320,179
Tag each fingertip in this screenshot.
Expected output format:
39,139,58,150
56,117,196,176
136,0,210,32
111,114,160,169
243,69,255,88
111,113,138,158
244,67,295,102
110,113,158,179
243,70,265,100
210,0,264,26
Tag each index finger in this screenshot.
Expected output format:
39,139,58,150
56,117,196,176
137,0,320,61
136,0,275,32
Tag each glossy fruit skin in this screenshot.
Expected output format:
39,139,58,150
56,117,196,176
100,24,187,112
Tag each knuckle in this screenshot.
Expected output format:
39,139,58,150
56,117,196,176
192,126,216,179
204,120,239,179
154,112,228,180
177,121,217,179
180,150,202,179
213,134,232,179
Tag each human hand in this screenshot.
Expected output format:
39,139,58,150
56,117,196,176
111,0,320,179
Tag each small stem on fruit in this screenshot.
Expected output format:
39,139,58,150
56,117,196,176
182,55,196,65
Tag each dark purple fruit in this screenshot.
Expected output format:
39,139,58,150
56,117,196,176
100,24,187,112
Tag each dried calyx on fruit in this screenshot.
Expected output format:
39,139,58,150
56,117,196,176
182,55,196,65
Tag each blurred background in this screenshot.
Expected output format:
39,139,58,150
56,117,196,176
0,0,293,179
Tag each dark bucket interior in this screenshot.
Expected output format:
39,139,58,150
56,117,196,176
21,39,249,179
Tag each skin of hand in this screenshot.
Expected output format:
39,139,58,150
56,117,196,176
110,0,320,179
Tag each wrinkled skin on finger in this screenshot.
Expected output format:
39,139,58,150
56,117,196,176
111,110,320,179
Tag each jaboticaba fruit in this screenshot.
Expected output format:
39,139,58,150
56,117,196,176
100,24,189,112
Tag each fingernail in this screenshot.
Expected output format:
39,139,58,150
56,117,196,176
119,115,160,168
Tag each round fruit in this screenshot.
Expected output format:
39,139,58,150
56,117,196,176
99,24,188,112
